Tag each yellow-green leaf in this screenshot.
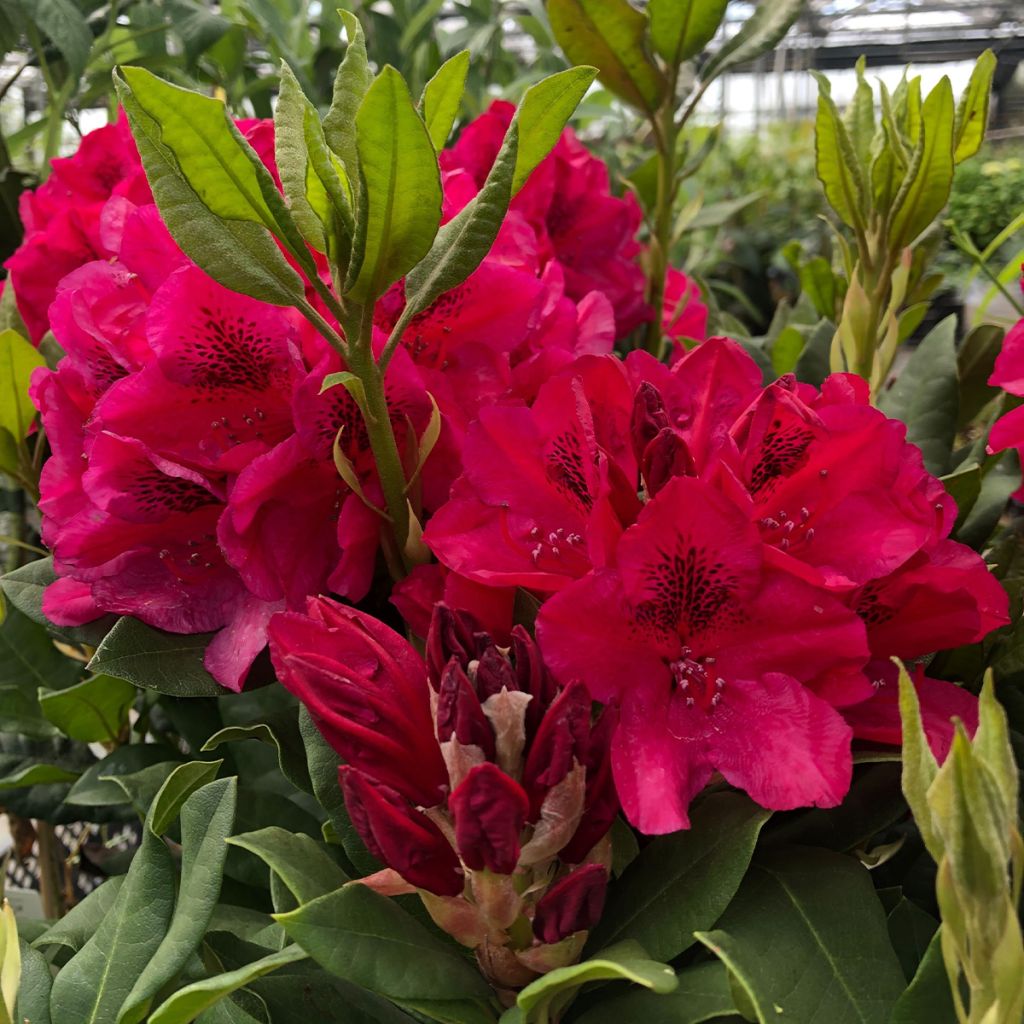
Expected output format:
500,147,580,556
0,328,45,446
421,50,470,150
813,72,867,232
954,49,996,164
648,0,727,67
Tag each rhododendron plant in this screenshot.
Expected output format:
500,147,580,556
0,6,1020,1024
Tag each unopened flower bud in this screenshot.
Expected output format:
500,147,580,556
532,864,608,944
631,381,669,461
450,762,530,875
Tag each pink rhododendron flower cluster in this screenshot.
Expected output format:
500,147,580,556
12,106,706,692
270,599,617,989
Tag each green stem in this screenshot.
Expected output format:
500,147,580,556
642,98,678,356
347,303,411,564
26,22,73,173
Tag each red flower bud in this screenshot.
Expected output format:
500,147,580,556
340,767,463,897
642,427,694,496
630,381,669,461
523,681,592,797
437,658,496,759
512,625,558,735
475,643,518,699
561,707,620,863
450,762,530,875
532,864,608,944
427,603,483,689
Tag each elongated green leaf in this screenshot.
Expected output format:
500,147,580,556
700,0,804,83
150,759,223,835
66,744,181,808
513,66,597,194
573,961,734,1024
517,941,676,1018
87,616,222,697
421,51,470,150
346,66,442,304
119,778,238,1024
16,939,52,1024
38,674,135,744
0,328,44,448
105,761,181,819
275,885,492,1003
648,0,727,67
29,0,92,80
49,832,176,1024
227,827,348,905
878,315,959,476
323,10,373,198
203,713,312,794
954,49,996,164
695,848,906,1024
33,878,126,953
149,945,308,1024
957,324,1004,429
886,897,939,982
813,73,867,232
588,794,769,961
844,57,875,168
547,0,665,115
0,762,79,789
890,77,955,250
115,73,307,308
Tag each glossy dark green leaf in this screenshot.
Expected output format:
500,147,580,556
517,941,676,1020
878,315,959,477
149,759,223,835
28,0,92,80
346,66,442,303
38,674,135,744
889,930,957,1024
958,449,1020,550
957,324,1005,429
115,72,307,308
105,761,181,820
227,827,348,905
648,0,727,67
203,712,312,793
572,961,734,1024
886,897,939,982
890,77,955,250
694,847,906,1024
87,616,222,697
547,0,665,115
588,793,770,961
148,945,308,1024
700,0,804,84
66,744,181,808
275,885,492,1003
118,778,238,1024
421,51,470,150
0,761,79,789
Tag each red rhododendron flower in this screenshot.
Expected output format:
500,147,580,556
987,276,1024,498
537,476,868,834
662,267,709,354
269,599,617,988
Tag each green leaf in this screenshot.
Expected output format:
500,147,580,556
889,930,957,1024
38,674,135,744
588,793,770,961
770,326,804,376
957,449,1020,550
150,759,223,835
572,961,734,1024
323,10,373,201
66,744,182,808
844,57,876,168
700,0,804,84
48,831,176,1023
694,847,906,1024
648,0,727,67
119,778,238,1024
890,77,955,250
148,945,308,1024
957,324,1004,429
115,72,307,308
16,939,52,1024
202,713,312,794
794,319,836,388
421,51,470,150
226,827,348,905
0,328,44,450
87,616,222,697
275,885,492,1003
886,897,939,982
0,762,79,789
33,877,126,953
29,0,92,80
512,67,597,194
878,315,959,477
953,49,996,164
813,74,867,232
105,761,181,820
547,0,665,115
517,941,676,1019
346,66,443,304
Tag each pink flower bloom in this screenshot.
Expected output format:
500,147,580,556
987,300,1024,498
537,476,868,834
662,267,709,354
